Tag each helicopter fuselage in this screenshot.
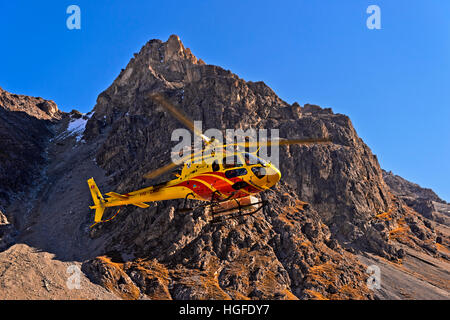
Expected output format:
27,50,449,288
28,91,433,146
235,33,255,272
90,152,281,213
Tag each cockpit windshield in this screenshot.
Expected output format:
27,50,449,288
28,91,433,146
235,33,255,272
243,153,268,167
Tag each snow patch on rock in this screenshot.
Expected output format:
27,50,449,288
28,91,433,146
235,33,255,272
67,117,88,142
57,112,93,142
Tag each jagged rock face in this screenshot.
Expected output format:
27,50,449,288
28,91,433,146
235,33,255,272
1,36,447,300
78,35,405,299
84,186,373,299
0,210,17,251
0,91,61,207
383,170,445,204
279,109,391,246
383,170,449,225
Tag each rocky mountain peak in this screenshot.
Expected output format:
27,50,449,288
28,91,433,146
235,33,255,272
164,34,204,65
0,87,61,121
130,34,205,66
85,35,285,139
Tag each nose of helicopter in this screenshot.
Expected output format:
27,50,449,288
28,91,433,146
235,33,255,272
266,164,281,187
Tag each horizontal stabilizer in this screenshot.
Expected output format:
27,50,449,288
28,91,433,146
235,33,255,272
133,202,150,208
94,207,106,223
106,192,129,200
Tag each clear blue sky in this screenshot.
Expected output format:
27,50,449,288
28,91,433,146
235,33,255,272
1,1,449,201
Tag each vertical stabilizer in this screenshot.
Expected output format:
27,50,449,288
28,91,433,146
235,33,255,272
87,178,106,223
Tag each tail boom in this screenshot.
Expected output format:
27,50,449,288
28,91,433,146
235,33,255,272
87,177,193,224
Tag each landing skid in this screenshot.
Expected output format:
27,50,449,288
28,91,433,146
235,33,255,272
210,199,266,224
176,192,266,223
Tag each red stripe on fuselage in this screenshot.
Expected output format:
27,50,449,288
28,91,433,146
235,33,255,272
199,174,260,195
174,179,214,200
169,171,263,200
195,175,236,195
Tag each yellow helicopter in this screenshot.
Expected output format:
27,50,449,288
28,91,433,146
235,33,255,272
88,93,331,226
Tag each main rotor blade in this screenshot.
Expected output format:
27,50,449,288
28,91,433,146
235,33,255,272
221,137,332,149
143,162,179,180
143,137,331,179
143,145,213,179
149,93,211,144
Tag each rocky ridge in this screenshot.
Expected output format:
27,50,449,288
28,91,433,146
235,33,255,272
383,170,450,226
0,89,61,224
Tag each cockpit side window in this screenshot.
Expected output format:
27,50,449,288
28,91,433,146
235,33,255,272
225,168,248,179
